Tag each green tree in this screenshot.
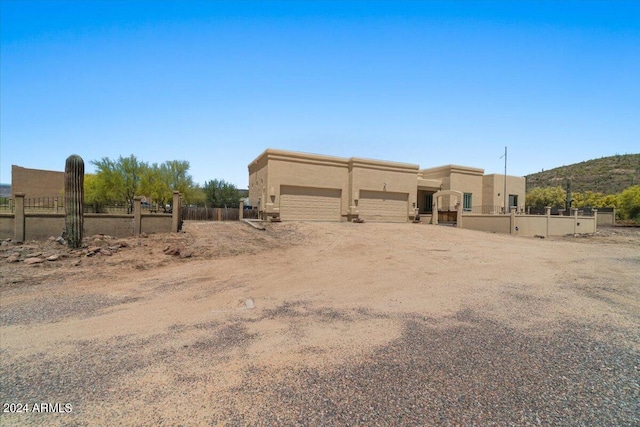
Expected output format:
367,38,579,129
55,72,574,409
188,185,207,207
600,194,618,208
83,173,110,212
91,155,147,213
140,163,171,211
163,160,198,205
203,179,240,208
572,190,619,209
140,160,198,211
617,185,640,222
525,186,566,208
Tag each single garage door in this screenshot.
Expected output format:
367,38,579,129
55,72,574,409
358,190,408,222
280,186,342,221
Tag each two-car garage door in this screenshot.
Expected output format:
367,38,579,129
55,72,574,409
280,186,342,221
358,190,408,222
279,186,408,222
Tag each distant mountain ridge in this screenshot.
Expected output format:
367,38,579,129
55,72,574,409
525,154,640,194
0,184,11,198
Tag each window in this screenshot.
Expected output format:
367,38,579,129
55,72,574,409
509,194,518,209
463,193,472,212
424,193,433,213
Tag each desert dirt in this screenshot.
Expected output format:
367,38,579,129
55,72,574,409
1,221,639,426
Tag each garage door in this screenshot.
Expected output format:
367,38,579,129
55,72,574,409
280,186,342,221
358,190,408,222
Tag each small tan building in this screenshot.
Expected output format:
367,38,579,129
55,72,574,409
11,165,64,199
248,149,526,222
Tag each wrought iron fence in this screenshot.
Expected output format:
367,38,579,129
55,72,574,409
4,197,138,214
468,205,506,214
526,206,611,216
24,197,64,211
0,197,13,211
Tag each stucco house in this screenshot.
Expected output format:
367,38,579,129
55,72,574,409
248,149,525,223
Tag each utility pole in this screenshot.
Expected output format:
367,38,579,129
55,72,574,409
500,146,508,213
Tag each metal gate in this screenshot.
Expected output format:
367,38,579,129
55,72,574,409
438,210,457,223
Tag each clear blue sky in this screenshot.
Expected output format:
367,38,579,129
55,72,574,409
2,0,639,188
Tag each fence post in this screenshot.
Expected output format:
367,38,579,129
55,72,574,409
133,196,142,235
571,208,579,234
456,201,462,228
239,200,244,220
172,191,181,232
592,209,598,231
510,207,517,234
545,206,551,238
14,193,26,242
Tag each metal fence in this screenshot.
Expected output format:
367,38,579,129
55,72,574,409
526,207,613,216
24,196,63,211
0,196,150,214
0,197,13,211
181,206,260,221
468,205,506,214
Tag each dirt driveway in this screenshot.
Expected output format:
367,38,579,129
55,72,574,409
1,221,639,426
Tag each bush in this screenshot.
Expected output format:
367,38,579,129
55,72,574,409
617,185,640,223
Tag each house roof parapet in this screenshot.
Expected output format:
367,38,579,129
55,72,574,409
348,157,419,173
249,149,419,173
420,164,485,177
249,148,349,170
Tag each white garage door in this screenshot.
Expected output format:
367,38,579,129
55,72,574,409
358,190,408,222
280,186,342,221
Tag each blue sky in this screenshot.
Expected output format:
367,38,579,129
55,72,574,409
2,0,639,188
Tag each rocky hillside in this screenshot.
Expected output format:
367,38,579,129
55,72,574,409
526,154,640,194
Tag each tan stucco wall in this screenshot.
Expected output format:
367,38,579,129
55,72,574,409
85,215,136,238
596,211,615,226
12,165,64,198
24,214,66,240
513,216,549,236
248,149,350,218
460,214,511,234
350,158,419,217
1,213,173,241
459,213,596,237
0,214,14,239
248,152,269,210
483,174,526,211
141,214,174,234
518,215,595,236
421,165,484,209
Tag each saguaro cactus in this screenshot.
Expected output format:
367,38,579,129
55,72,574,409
64,154,85,248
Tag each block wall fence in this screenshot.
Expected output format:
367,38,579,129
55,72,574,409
459,207,598,237
0,192,182,242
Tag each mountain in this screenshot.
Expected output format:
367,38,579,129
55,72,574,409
525,154,640,194
0,184,11,198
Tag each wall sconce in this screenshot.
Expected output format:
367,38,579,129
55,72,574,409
383,183,387,191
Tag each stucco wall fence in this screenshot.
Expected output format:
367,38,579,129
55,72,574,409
0,192,182,242
460,207,597,237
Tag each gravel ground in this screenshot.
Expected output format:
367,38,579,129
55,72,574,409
214,310,640,426
1,222,638,426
